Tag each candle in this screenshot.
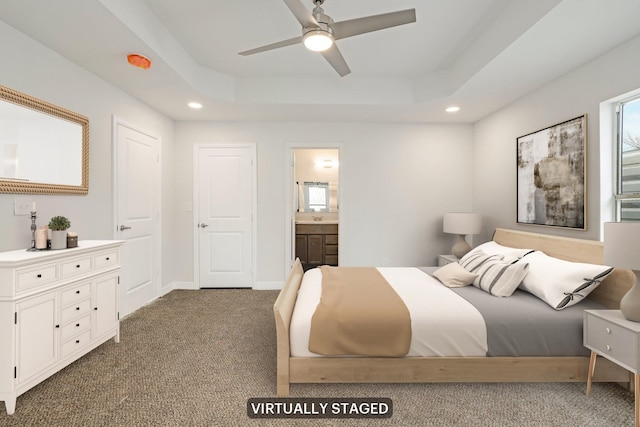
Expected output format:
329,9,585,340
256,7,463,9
36,226,47,249
31,201,36,212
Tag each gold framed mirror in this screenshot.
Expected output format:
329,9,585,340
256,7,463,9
0,84,89,195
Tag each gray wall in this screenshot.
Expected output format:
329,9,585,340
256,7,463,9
0,20,176,284
473,34,640,244
173,122,474,287
3,17,640,294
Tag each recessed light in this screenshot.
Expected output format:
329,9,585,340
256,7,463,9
188,102,203,109
445,106,460,113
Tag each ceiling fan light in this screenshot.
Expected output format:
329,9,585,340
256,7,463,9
303,30,333,52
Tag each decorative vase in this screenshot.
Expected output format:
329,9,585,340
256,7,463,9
620,277,640,322
452,234,472,258
50,230,67,250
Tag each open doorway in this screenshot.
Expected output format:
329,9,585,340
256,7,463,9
288,148,340,272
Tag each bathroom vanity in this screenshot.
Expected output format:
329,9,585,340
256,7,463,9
295,223,338,270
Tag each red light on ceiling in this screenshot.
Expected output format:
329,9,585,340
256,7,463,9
127,53,151,70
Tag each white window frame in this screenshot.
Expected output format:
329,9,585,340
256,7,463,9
303,181,329,212
614,95,640,221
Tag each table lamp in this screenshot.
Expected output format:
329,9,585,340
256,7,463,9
604,222,640,322
443,212,482,258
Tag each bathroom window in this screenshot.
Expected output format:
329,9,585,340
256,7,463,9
304,182,329,212
615,96,640,221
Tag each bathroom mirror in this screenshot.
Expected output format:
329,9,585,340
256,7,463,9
0,84,89,194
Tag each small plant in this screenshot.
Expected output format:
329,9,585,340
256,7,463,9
48,216,71,231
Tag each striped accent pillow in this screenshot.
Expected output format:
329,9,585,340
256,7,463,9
459,251,530,297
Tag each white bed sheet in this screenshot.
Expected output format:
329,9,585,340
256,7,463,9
289,267,488,357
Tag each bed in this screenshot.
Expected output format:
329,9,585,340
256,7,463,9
273,228,635,396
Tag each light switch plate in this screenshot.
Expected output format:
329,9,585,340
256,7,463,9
14,198,33,216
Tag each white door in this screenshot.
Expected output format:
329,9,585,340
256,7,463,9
114,119,160,317
195,144,255,288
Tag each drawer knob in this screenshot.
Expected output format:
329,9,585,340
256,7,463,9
606,345,611,351
76,307,80,311
106,257,110,261
76,290,80,294
76,323,80,327
606,327,611,334
76,340,80,344
37,274,42,278
76,264,81,268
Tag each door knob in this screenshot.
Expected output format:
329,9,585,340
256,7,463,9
198,223,209,228
119,225,132,231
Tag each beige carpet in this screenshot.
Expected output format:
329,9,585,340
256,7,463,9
0,289,634,426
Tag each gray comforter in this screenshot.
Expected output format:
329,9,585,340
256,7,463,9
420,267,603,356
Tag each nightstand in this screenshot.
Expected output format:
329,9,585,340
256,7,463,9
437,254,459,267
584,309,640,427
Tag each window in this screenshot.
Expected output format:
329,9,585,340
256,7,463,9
615,96,640,221
303,182,329,212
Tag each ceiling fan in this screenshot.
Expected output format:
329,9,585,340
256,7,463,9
238,0,416,77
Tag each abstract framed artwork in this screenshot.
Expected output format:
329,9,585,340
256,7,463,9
516,115,586,230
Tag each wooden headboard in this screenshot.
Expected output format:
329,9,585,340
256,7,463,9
492,228,634,309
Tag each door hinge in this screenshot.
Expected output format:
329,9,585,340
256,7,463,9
117,312,120,320
118,276,120,284
14,366,17,379
14,312,17,324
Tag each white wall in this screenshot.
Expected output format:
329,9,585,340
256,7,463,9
473,34,640,243
11,17,637,291
174,121,474,286
0,21,176,284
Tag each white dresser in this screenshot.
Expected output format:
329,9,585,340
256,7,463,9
0,240,123,415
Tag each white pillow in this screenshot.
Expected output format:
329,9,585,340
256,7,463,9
432,262,478,288
517,251,614,309
460,241,533,265
459,250,530,297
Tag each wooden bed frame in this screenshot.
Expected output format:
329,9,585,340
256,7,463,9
273,228,635,396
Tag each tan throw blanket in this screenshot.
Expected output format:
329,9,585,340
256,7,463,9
309,266,411,356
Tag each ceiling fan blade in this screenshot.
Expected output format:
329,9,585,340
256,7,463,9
282,0,319,28
239,36,302,56
332,9,416,40
320,44,351,77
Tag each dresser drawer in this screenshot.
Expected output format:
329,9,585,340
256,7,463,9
60,314,91,341
61,256,92,278
94,250,119,268
61,330,92,359
60,298,91,323
16,263,59,292
585,313,639,370
60,282,91,306
325,255,338,265
325,234,338,245
325,244,338,255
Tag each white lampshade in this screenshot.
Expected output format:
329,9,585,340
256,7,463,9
604,222,640,269
604,222,640,322
443,213,482,235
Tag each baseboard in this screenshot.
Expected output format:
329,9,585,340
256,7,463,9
163,281,282,291
167,281,196,291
